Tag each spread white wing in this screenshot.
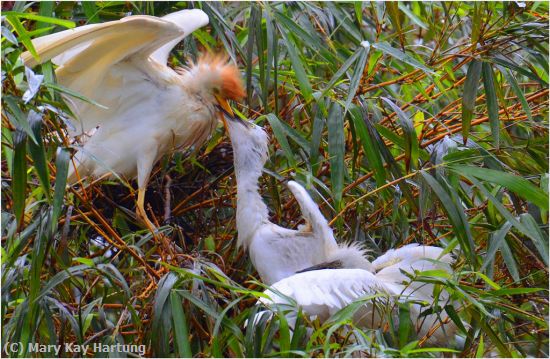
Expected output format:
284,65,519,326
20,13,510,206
261,269,393,323
20,9,209,135
287,181,339,254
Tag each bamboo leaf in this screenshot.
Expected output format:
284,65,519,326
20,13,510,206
461,60,482,144
170,292,192,358
381,97,419,171
51,148,70,230
327,103,345,209
482,62,500,148
372,41,436,75
278,28,313,102
27,111,50,199
501,67,533,122
266,113,296,168
450,165,548,210
344,47,369,113
349,106,385,187
12,130,27,228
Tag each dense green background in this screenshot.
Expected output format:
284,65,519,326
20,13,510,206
1,1,548,357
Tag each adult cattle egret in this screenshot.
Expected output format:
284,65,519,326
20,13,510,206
224,118,457,344
21,9,245,225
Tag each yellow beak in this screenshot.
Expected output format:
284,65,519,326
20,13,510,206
215,94,234,117
215,94,234,132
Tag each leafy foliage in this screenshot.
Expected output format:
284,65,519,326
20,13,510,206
1,1,548,357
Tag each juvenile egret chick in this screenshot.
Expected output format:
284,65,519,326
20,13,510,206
225,119,340,285
225,119,457,344
21,9,245,225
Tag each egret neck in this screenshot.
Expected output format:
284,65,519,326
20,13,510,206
226,120,270,248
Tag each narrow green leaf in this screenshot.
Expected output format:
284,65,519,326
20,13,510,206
519,213,549,265
500,238,520,281
278,29,313,102
349,106,385,187
450,165,548,210
5,15,39,61
266,113,296,168
309,108,325,173
398,303,412,347
322,48,362,97
501,68,533,121
444,305,468,335
27,111,50,199
421,171,477,265
152,273,178,356
481,222,513,273
3,11,75,28
327,103,345,209
37,1,55,30
170,292,192,358
344,47,368,113
491,287,547,296
491,56,548,86
461,60,482,144
476,334,484,358
81,2,100,23
52,148,70,230
12,130,27,228
372,41,435,75
398,3,428,30
482,62,500,147
5,97,38,144
381,97,419,171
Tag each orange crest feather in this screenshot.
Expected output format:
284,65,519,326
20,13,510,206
196,54,245,101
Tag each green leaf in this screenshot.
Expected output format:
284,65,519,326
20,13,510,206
481,221,513,273
519,213,549,265
501,67,533,122
12,130,27,228
344,47,369,113
322,48,362,97
482,62,500,148
27,111,50,199
4,96,38,144
381,97,419,171
278,28,313,102
81,2,100,24
372,41,436,75
461,60,482,144
152,273,178,357
266,113,296,168
491,56,548,86
170,292,192,358
5,15,39,62
51,148,70,231
349,106,385,187
421,171,477,266
450,165,548,210
3,11,75,28
327,103,345,209
398,303,412,347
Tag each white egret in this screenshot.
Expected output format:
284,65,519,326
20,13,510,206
224,118,457,345
21,9,245,225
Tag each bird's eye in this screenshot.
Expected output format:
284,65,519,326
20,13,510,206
213,88,221,95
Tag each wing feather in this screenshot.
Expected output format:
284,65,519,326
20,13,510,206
150,9,209,64
21,16,183,68
263,269,391,315
287,181,339,254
